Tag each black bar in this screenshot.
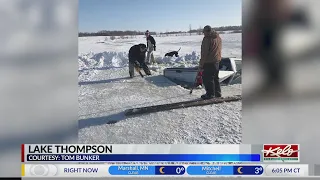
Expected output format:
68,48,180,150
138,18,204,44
125,95,242,116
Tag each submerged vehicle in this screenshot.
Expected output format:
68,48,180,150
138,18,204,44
163,57,242,86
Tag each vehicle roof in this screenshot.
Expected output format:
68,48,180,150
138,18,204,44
222,57,242,61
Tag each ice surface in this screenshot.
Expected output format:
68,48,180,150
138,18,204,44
78,33,242,144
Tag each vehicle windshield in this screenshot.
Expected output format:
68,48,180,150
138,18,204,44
219,58,232,71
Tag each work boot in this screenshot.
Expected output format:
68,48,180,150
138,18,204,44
129,72,134,78
143,68,151,76
201,94,214,100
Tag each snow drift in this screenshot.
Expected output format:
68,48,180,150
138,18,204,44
78,50,201,72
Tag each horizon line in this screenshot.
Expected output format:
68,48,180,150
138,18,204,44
79,25,242,33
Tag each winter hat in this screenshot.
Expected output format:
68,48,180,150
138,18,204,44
139,43,147,48
203,25,212,33
139,43,147,51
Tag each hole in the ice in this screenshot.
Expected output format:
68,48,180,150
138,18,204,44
166,73,241,90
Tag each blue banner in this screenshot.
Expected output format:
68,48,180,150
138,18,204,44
26,154,260,162
107,165,263,176
108,166,185,175
187,165,264,175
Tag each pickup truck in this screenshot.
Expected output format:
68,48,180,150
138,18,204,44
163,57,241,87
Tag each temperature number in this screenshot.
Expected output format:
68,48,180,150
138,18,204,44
255,167,263,174
176,167,185,174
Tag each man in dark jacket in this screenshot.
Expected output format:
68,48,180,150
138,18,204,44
145,30,156,64
128,43,151,78
199,25,222,99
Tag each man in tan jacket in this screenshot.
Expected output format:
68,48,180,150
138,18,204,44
199,25,222,99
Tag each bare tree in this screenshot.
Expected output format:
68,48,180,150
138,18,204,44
198,26,202,35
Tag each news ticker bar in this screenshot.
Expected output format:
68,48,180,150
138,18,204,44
22,144,301,163
23,144,247,154
24,154,260,162
21,164,309,177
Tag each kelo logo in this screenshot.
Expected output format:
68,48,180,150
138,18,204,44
262,144,300,162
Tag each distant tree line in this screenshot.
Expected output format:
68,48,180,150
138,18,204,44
79,30,156,37
78,26,241,37
160,31,186,35
187,26,242,35
190,25,241,33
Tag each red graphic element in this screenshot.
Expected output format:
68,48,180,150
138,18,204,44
196,71,203,86
21,144,24,162
263,144,299,158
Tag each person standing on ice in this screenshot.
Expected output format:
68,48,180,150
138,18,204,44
199,25,222,99
128,43,151,78
145,30,156,64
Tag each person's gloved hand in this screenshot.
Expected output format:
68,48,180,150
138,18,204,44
154,46,156,51
134,61,140,67
198,62,203,71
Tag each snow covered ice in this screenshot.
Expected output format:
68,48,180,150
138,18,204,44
78,33,242,144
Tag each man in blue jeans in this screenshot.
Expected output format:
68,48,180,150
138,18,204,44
145,30,156,64
199,25,222,99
